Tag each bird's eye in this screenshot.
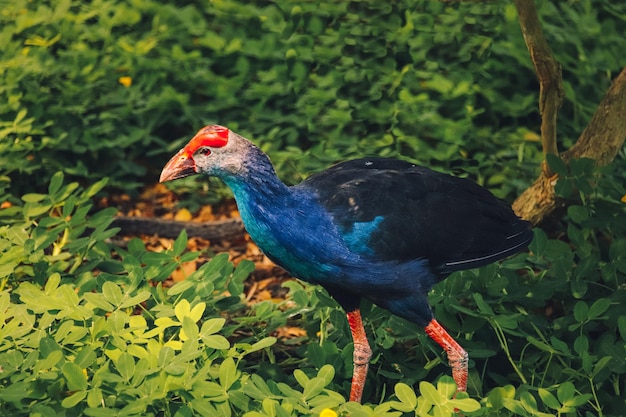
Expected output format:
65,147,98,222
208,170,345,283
198,147,211,156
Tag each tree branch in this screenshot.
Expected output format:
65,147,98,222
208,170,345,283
561,68,626,165
513,0,563,171
111,216,245,241
513,67,626,224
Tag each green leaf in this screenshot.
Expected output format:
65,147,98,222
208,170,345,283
448,398,481,412
48,172,64,197
182,316,199,340
119,399,149,416
174,299,191,322
526,336,556,353
317,364,335,386
436,375,456,398
75,347,97,369
190,399,218,417
473,293,494,316
556,382,575,403
62,362,88,391
618,316,626,341
200,318,226,335
293,368,309,388
118,291,151,309
567,205,589,224
573,301,588,323
246,337,277,354
587,298,611,319
419,381,442,406
569,157,595,177
87,387,104,409
394,383,417,409
538,388,561,410
102,281,123,306
44,272,61,294
155,316,179,329
22,193,47,203
519,390,538,411
487,385,516,410
40,336,62,357
554,178,574,198
188,301,206,322
233,259,255,281
158,347,176,369
24,202,52,218
546,153,567,176
591,356,613,379
83,177,108,199
303,377,325,400
573,335,589,355
61,391,87,408
172,229,188,256
202,335,230,350
563,393,593,408
167,279,196,296
116,352,135,381
84,408,118,417
218,357,239,390
38,350,63,370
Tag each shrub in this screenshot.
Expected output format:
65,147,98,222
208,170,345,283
1,0,624,198
1,160,625,416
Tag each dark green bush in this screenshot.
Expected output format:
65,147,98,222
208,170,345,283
1,0,624,197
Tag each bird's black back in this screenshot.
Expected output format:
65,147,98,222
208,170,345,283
300,157,532,278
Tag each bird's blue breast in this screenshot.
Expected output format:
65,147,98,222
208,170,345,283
228,181,353,282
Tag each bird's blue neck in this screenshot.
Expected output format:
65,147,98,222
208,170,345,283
217,149,342,279
219,147,292,227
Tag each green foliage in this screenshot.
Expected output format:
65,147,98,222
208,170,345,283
0,172,116,291
1,0,624,198
1,161,625,415
0,172,569,417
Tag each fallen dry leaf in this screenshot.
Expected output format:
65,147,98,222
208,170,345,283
171,261,197,282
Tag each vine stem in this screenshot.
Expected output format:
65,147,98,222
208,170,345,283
488,318,528,385
588,376,603,417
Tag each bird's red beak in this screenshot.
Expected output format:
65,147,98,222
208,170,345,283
159,151,197,182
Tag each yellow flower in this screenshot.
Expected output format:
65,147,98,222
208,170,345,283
319,409,338,417
621,195,626,203
118,76,132,87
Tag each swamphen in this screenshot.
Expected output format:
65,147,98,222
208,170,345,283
160,125,533,402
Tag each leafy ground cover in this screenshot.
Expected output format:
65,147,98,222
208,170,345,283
1,166,625,416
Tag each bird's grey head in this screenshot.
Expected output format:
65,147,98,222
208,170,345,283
159,125,253,182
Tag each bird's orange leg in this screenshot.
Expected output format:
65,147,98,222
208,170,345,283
346,309,372,403
424,319,468,391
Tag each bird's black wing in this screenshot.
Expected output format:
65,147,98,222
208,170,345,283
299,157,532,277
